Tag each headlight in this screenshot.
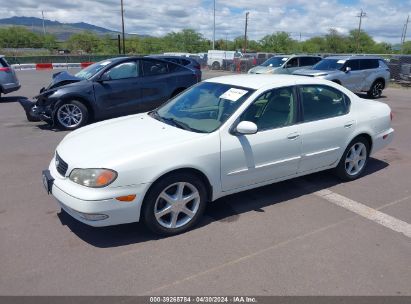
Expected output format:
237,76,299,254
69,168,117,188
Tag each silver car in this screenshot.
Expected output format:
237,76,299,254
0,55,20,98
293,55,390,98
248,54,321,75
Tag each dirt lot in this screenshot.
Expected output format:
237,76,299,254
0,69,410,295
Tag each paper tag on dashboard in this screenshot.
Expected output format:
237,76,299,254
220,88,249,102
337,60,346,64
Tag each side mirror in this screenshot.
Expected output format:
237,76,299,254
235,121,258,135
98,73,111,82
344,66,351,73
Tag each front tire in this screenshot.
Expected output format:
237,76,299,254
54,100,88,130
367,80,384,99
142,172,207,236
335,136,370,181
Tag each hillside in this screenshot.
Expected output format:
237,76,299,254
0,16,132,40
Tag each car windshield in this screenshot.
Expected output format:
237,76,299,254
313,59,345,71
152,82,255,133
261,56,288,67
75,60,112,79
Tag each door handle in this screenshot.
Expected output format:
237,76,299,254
344,121,355,128
287,133,300,140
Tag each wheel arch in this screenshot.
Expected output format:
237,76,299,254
349,133,373,156
373,77,386,88
146,167,214,203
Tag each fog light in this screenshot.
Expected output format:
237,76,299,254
78,212,108,221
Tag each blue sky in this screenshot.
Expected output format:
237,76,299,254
1,0,411,43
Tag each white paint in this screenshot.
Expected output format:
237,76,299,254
314,189,411,238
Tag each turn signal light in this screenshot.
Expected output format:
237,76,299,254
116,194,136,202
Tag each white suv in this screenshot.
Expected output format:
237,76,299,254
294,56,390,98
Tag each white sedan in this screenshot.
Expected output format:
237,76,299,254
42,75,394,235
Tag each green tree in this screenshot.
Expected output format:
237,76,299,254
402,41,411,54
301,37,327,53
0,26,42,48
325,28,348,53
66,31,101,53
163,29,209,53
259,32,297,53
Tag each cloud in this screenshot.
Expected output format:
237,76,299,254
0,0,409,43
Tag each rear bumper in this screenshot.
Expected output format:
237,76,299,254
1,83,21,94
370,128,394,155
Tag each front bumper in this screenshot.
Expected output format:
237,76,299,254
47,159,150,227
31,104,53,122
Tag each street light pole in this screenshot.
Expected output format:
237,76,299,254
213,0,216,49
121,0,125,54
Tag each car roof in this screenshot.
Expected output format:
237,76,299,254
325,55,383,60
273,54,321,58
204,74,334,90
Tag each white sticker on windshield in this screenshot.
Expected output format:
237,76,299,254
282,57,289,61
337,60,346,64
220,88,249,102
100,61,111,66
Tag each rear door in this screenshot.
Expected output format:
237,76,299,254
93,60,141,118
299,57,321,69
360,59,380,90
341,59,364,91
297,84,353,173
139,59,174,111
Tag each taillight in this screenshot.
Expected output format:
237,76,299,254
390,111,393,121
0,67,11,72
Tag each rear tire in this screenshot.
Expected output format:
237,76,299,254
211,61,221,70
367,80,384,99
142,172,207,236
54,100,88,130
335,136,370,181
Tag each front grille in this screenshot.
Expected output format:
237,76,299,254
55,152,68,176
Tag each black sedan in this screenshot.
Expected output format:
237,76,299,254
30,56,199,130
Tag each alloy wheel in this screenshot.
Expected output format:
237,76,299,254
372,82,383,98
57,104,83,128
345,142,367,176
154,182,200,229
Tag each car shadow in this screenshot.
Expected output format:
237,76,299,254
0,96,28,103
356,92,387,99
58,157,389,248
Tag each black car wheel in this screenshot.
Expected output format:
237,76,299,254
142,172,207,236
55,100,88,130
211,61,220,70
367,80,384,99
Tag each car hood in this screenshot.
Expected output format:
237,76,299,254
249,66,278,74
56,113,205,169
293,69,339,77
45,71,82,91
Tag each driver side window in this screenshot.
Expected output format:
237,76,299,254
104,61,139,80
241,87,296,131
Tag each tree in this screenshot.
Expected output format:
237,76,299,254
301,37,327,53
402,41,411,54
259,32,297,53
163,29,209,53
0,26,42,48
325,28,348,53
66,31,101,53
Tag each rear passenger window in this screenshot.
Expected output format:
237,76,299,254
286,58,298,68
345,59,360,71
300,85,350,122
299,57,320,66
360,59,379,70
142,60,168,76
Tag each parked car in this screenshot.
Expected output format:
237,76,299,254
207,50,242,70
42,74,394,235
293,55,390,98
0,55,20,98
147,55,201,82
248,54,321,75
30,56,199,130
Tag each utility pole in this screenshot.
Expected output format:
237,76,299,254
401,15,410,52
41,10,46,37
121,0,125,54
243,12,249,53
213,0,216,49
356,9,366,53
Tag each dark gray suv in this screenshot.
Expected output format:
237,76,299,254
293,55,390,98
0,55,20,98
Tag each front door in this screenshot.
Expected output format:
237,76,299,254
93,60,141,118
220,86,301,191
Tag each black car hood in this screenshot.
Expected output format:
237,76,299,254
43,71,82,92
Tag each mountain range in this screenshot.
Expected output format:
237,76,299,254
0,16,133,40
